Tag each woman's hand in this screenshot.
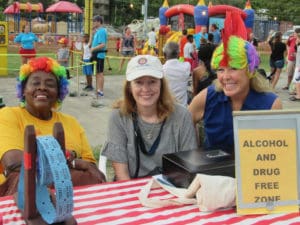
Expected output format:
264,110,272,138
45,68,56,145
112,161,130,181
69,159,106,186
1,149,23,177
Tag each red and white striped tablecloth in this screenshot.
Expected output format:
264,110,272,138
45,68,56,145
0,177,300,225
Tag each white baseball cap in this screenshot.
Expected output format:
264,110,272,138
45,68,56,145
126,55,163,81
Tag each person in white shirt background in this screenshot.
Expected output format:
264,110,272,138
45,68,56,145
163,42,191,107
183,34,196,69
82,33,94,91
147,27,157,55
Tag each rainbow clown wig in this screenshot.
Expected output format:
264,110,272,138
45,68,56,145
211,11,260,76
211,36,260,76
17,57,69,109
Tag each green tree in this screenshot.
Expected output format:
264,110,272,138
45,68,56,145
110,0,163,26
1,0,9,20
0,6,5,21
251,0,300,24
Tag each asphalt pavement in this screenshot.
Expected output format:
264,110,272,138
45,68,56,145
0,72,299,148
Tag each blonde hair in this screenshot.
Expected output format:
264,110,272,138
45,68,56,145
113,77,175,120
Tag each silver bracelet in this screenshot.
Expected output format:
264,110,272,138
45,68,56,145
71,159,76,169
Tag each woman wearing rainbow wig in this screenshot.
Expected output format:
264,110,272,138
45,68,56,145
0,57,105,196
189,12,282,154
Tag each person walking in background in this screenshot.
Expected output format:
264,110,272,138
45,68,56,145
193,26,208,49
14,24,38,64
82,33,94,91
57,37,71,79
101,55,197,180
147,27,157,55
268,31,287,90
118,27,136,72
198,34,216,72
249,32,258,49
163,42,191,106
91,15,107,103
192,60,216,98
193,34,217,97
184,34,196,70
289,32,300,101
209,23,221,45
285,28,300,91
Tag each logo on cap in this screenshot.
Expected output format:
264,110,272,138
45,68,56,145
138,57,147,65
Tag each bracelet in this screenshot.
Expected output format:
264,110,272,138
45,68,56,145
3,163,21,177
71,159,76,169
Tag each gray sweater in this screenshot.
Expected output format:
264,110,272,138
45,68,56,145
101,104,198,178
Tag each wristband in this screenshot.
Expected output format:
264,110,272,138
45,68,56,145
3,163,21,177
71,159,76,169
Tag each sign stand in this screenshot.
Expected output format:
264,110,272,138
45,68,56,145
233,110,300,215
15,123,77,225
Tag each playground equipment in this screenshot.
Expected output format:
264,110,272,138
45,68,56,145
152,0,255,57
31,17,49,33
0,21,8,76
4,2,44,33
4,1,83,35
46,1,83,34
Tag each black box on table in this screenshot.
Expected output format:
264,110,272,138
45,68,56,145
162,149,235,188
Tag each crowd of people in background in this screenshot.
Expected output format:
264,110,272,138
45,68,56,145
11,19,300,110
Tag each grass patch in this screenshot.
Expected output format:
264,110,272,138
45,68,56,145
92,145,102,162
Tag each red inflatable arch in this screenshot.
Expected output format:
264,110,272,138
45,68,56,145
208,5,247,19
162,3,249,33
165,4,194,17
165,4,194,31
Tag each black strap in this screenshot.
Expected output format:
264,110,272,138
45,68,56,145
132,113,166,178
132,113,140,178
136,120,166,156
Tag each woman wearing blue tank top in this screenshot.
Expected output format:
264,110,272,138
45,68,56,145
189,12,282,154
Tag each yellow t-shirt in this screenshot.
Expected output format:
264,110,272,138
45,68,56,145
0,107,96,184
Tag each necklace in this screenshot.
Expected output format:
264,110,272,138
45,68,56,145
145,126,155,140
139,118,157,140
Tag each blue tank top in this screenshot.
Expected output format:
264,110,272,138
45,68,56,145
203,85,277,154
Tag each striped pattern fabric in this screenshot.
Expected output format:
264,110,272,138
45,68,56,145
0,177,300,225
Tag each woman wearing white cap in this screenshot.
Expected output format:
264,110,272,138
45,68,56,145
101,55,198,180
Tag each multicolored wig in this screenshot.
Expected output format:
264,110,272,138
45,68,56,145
17,57,69,108
211,11,260,76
